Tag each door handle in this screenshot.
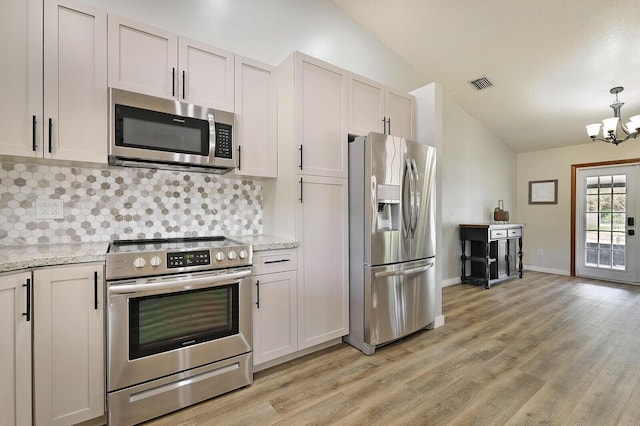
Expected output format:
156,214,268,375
299,145,303,170
255,280,260,309
374,262,434,278
22,278,31,322
48,118,53,153
32,115,37,151
94,271,99,310
628,229,635,236
237,145,242,170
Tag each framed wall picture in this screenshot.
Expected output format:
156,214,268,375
529,179,558,204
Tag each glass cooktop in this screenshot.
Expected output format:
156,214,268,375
109,236,243,253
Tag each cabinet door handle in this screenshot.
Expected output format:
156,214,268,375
32,115,37,151
264,259,290,264
182,70,186,100
387,117,391,135
48,118,53,153
237,145,242,170
299,178,303,203
94,271,98,310
172,67,176,97
298,145,303,170
255,280,260,309
382,116,387,134
22,278,31,322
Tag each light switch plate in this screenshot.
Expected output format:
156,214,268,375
36,198,64,219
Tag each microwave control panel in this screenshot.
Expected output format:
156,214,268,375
214,123,233,159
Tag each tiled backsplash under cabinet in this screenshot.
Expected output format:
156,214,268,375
0,161,262,246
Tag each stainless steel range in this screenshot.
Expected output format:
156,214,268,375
105,236,253,426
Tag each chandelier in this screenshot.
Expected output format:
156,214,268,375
586,86,640,145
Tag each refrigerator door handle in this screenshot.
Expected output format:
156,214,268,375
374,262,434,278
410,158,419,237
402,158,413,238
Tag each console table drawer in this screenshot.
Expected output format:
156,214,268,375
508,228,522,238
490,229,508,239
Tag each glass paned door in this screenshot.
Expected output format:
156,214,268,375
577,165,638,283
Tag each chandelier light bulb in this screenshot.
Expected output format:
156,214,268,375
586,123,601,137
630,115,640,132
602,117,619,134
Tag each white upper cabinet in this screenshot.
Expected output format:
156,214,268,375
234,55,277,178
44,0,108,163
0,0,108,163
348,74,385,137
180,37,235,112
385,86,416,140
348,72,416,140
108,15,177,100
108,15,235,112
280,52,347,179
0,0,41,159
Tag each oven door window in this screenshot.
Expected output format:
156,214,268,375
129,284,239,360
115,104,210,156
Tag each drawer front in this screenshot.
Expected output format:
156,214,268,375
253,249,298,275
508,228,522,238
490,229,508,239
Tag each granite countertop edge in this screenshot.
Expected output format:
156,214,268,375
0,235,298,274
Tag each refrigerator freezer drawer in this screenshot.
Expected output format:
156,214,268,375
364,259,435,348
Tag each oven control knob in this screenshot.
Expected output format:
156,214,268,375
227,250,237,260
215,251,226,262
133,257,146,268
150,256,161,267
239,249,248,259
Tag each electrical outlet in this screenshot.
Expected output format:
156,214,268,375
537,249,543,256
36,198,64,219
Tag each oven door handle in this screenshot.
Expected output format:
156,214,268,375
108,269,252,295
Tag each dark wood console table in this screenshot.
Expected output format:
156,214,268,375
460,224,523,289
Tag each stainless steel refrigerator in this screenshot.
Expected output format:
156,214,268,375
344,132,436,355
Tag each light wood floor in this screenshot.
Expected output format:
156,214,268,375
145,271,640,425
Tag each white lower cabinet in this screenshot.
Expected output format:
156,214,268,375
33,262,105,426
296,176,349,349
0,271,32,426
252,249,297,366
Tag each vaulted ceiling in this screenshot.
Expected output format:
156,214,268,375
334,0,640,153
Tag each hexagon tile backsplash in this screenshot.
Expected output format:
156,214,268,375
0,161,262,246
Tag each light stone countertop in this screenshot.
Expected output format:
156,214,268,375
0,242,109,274
231,234,298,252
0,235,297,274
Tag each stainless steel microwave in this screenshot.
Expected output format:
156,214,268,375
108,88,236,174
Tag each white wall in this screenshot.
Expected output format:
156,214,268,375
441,96,517,285
517,142,640,275
83,0,423,92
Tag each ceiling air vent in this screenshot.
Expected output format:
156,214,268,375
468,76,494,91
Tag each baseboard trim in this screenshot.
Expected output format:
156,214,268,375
433,315,445,328
441,277,461,287
523,265,570,276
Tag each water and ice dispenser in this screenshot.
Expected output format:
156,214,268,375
375,184,400,231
